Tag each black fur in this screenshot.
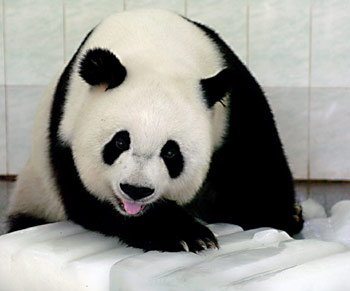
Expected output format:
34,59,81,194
79,48,127,90
8,213,49,232
160,140,184,178
201,68,235,108
103,130,130,165
186,19,303,234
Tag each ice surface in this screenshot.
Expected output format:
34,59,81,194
302,199,350,247
110,235,347,290
234,251,350,291
1,203,350,290
0,222,140,291
301,198,327,220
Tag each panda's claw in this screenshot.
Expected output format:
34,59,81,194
207,240,219,250
204,237,219,250
197,239,207,250
293,214,300,223
180,240,190,252
294,203,302,215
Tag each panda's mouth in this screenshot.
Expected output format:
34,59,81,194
116,197,147,215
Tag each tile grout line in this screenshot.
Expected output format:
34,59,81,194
123,0,126,11
246,0,250,68
263,86,350,90
2,84,348,90
306,0,313,198
62,0,67,63
2,0,9,182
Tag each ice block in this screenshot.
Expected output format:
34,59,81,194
0,221,349,291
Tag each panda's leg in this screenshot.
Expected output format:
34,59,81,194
64,193,219,253
7,213,48,232
115,201,220,253
191,152,304,236
6,161,66,233
200,66,304,235
212,178,304,236
202,191,303,236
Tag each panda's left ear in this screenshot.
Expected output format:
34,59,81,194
200,68,235,108
79,48,127,90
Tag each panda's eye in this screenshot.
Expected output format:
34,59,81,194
160,140,184,178
102,130,130,165
161,142,178,159
116,138,127,150
115,132,130,151
164,149,175,159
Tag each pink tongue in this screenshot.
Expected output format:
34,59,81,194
123,201,142,215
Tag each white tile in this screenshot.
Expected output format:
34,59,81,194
5,0,64,86
7,86,45,174
0,86,6,174
312,0,350,87
187,0,247,63
249,0,310,87
265,87,309,179
65,0,123,61
310,88,350,180
126,0,185,14
0,2,4,85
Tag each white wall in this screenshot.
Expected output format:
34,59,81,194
0,0,349,180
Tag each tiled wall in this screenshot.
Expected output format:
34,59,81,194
0,0,350,181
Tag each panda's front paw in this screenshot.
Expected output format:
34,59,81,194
174,222,219,253
122,221,219,253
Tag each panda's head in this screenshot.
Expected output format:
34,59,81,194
69,48,232,216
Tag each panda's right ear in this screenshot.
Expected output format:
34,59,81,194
79,48,127,90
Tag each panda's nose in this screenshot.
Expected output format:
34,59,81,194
120,183,155,200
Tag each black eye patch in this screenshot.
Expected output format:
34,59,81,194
102,130,130,165
160,140,184,178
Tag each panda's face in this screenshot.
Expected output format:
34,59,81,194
71,73,214,216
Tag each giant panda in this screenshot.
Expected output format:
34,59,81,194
7,9,303,253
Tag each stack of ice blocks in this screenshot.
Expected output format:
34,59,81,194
1,221,350,290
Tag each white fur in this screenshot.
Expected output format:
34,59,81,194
8,73,67,221
8,9,229,220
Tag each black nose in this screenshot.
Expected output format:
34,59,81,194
120,183,155,200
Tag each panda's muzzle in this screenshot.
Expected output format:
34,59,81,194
120,183,155,200
117,183,155,215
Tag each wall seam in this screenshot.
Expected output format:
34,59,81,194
2,0,8,178
307,0,313,197
62,0,67,63
246,0,250,67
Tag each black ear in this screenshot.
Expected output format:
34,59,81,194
79,48,127,90
200,68,234,108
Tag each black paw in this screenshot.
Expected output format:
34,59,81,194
282,202,304,235
121,221,219,253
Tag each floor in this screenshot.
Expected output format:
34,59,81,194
1,180,350,235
